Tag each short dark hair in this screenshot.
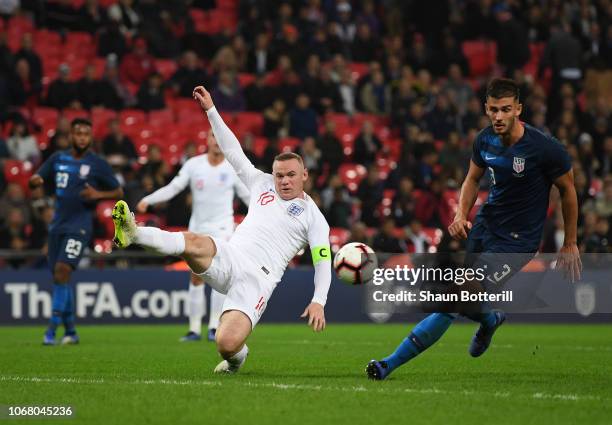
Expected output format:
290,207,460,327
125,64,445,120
71,117,92,128
486,78,520,101
274,152,304,167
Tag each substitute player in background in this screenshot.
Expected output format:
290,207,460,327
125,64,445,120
367,78,581,380
30,118,123,345
136,133,250,342
112,85,331,374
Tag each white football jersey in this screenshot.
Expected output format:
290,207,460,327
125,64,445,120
231,173,330,282
141,154,250,234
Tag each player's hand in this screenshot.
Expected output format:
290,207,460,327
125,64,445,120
448,215,472,240
136,200,148,214
556,243,582,283
192,86,214,111
80,183,101,201
300,302,326,332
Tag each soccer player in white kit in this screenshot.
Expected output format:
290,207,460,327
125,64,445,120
135,133,250,342
112,85,332,374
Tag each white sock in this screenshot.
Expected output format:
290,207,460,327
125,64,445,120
187,283,205,335
227,344,248,366
135,227,185,256
208,289,225,330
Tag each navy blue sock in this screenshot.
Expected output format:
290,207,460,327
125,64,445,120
48,283,69,333
62,286,76,335
383,313,456,372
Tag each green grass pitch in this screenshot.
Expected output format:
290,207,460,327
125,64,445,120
0,323,610,425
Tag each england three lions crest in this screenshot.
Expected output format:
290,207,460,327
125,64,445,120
513,157,525,174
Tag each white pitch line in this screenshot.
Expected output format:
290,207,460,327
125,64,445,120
0,376,604,403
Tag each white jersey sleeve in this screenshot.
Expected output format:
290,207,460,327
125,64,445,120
307,210,332,306
206,106,264,190
141,159,192,205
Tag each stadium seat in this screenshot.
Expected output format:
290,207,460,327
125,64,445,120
338,163,367,193
348,62,369,82
155,59,178,80
237,73,255,88
329,227,351,252
252,137,268,157
279,137,301,153
120,109,147,129
148,109,174,127
93,238,113,254
96,200,116,239
234,112,264,136
61,109,90,123
422,227,443,252
462,40,497,78
3,159,34,193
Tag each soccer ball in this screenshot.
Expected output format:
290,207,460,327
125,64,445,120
333,242,378,285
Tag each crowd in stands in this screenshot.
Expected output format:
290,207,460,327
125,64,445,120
0,0,611,269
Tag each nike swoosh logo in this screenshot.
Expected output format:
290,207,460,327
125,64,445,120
485,155,496,160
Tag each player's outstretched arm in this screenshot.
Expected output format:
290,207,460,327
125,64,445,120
553,169,582,282
193,85,263,189
449,160,485,240
136,165,191,213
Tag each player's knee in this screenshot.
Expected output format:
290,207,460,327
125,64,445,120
53,263,72,283
216,332,244,358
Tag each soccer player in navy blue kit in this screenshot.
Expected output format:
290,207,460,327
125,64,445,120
30,118,123,345
366,78,582,380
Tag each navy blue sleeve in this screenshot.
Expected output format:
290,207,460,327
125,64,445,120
471,131,486,168
36,152,57,181
541,137,572,181
95,158,120,190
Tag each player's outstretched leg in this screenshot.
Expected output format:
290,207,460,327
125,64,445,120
213,310,251,374
466,310,506,357
44,263,74,346
366,313,455,380
61,285,79,345
112,201,216,276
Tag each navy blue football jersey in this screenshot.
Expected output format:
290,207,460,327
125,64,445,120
36,150,120,234
471,123,571,251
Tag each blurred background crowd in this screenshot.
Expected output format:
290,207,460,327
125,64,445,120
0,0,611,269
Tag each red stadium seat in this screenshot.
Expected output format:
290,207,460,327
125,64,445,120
237,73,255,88
3,159,34,193
348,62,369,82
422,227,443,251
96,200,116,238
155,59,178,80
235,112,264,136
93,239,113,254
279,137,301,153
329,227,351,252
120,109,146,128
148,109,174,127
61,109,89,124
338,163,367,193
252,137,268,157
462,40,497,78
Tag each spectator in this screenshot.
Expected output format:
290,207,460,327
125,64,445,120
78,0,107,33
317,120,344,174
101,118,138,165
9,58,42,107
360,69,390,114
348,221,372,245
351,21,381,63
392,177,417,227
289,93,318,139
6,119,40,164
372,217,406,253
46,64,79,110
405,219,429,253
263,99,288,140
353,120,382,166
107,0,140,37
494,5,530,76
0,182,31,224
247,32,275,74
100,56,133,109
425,94,457,140
136,72,165,111
357,164,384,227
299,136,321,174
119,37,156,87
97,17,128,59
244,73,275,112
14,33,42,83
338,67,357,115
327,187,352,228
169,51,209,98
584,216,610,253
211,71,245,112
0,207,28,268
